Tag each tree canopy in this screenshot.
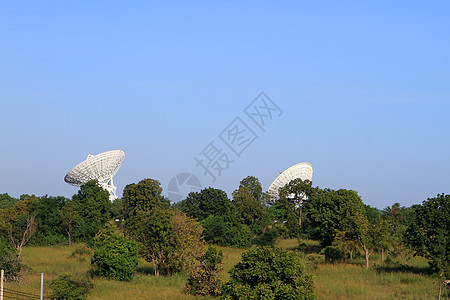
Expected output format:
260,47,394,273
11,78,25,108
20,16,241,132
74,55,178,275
178,187,232,222
405,194,449,276
122,178,169,218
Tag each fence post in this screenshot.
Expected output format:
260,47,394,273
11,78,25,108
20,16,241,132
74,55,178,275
1,269,4,300
40,273,44,300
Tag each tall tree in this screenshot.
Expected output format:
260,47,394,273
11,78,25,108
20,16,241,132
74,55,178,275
2,195,39,256
303,189,367,247
122,178,169,218
405,194,449,276
125,209,178,276
178,187,232,222
232,186,265,225
30,195,66,244
279,179,315,227
72,180,110,244
0,193,18,209
239,176,263,201
60,201,80,246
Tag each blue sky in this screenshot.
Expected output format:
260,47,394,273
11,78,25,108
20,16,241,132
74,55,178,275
1,1,449,209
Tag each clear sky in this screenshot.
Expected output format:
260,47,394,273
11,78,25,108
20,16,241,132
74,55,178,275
1,1,449,209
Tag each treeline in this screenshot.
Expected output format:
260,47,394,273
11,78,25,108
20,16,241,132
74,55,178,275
0,176,448,297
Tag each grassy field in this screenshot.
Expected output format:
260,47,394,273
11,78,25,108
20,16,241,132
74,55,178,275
4,240,448,299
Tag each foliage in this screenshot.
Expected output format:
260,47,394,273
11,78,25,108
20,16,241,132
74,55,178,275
405,194,450,276
178,187,232,221
278,179,316,228
0,237,22,281
122,178,169,218
170,212,206,269
125,209,179,276
304,189,367,247
253,230,279,247
70,243,93,261
29,195,66,245
225,223,252,248
185,246,223,296
71,180,110,245
110,197,124,219
322,246,345,263
91,233,139,281
1,195,39,256
203,215,228,245
239,175,263,201
222,246,315,300
50,275,94,300
232,186,265,225
0,193,18,209
202,215,252,248
60,200,79,246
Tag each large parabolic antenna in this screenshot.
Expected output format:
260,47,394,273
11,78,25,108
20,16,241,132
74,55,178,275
267,162,313,202
64,150,125,201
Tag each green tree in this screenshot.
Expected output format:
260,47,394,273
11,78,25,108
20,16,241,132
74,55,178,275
203,215,228,245
170,212,206,269
239,176,263,201
122,178,169,218
279,179,315,228
125,209,178,276
61,201,80,246
91,233,139,281
0,237,22,281
232,186,265,225
178,187,232,222
222,246,315,300
72,180,110,245
30,195,66,245
405,194,450,276
186,246,223,296
0,193,18,209
303,189,366,247
2,195,39,256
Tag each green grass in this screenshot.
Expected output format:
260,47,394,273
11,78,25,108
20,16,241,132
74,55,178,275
4,241,448,299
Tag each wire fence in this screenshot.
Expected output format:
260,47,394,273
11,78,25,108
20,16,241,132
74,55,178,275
1,286,52,300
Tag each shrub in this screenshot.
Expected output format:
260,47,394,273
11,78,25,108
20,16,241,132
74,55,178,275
322,246,345,263
203,215,228,245
222,246,315,299
225,223,252,248
305,253,325,270
70,243,93,261
253,230,279,247
50,275,93,300
0,238,22,281
186,246,223,296
91,235,139,281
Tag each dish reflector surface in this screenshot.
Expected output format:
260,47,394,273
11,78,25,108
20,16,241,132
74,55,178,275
267,162,313,202
64,150,125,200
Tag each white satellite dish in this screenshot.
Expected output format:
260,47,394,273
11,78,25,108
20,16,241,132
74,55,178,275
64,150,125,201
267,162,313,202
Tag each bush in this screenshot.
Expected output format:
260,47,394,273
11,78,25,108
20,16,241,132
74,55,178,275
305,253,325,270
226,223,252,248
70,243,93,261
203,215,228,245
322,246,345,263
91,235,139,281
252,230,279,247
50,275,93,300
186,246,223,296
0,238,22,281
222,246,315,299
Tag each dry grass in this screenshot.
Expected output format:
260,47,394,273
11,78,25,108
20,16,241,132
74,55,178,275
4,241,447,299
